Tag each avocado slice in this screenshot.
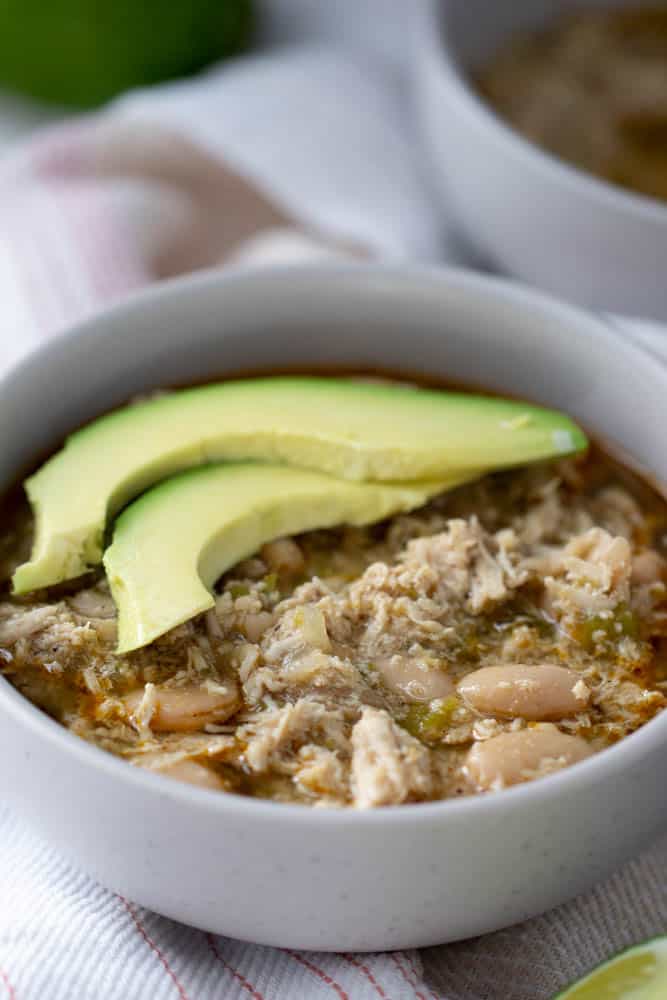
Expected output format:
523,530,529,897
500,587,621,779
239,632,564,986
13,376,587,593
104,463,473,653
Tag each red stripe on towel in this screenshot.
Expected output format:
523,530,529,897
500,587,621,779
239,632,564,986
206,934,266,1000
341,954,388,997
0,968,15,1000
120,897,190,1000
390,953,427,1000
285,950,349,1000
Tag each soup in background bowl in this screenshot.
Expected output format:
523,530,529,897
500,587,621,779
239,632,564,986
413,0,667,317
476,6,667,204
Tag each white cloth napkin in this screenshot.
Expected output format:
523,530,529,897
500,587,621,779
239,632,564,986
1,43,666,1000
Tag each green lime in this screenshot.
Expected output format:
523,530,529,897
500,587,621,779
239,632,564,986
556,936,667,999
0,0,254,107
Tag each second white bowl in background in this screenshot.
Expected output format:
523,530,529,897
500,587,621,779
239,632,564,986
413,0,667,320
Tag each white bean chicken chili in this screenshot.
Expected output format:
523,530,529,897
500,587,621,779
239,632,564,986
1,425,667,807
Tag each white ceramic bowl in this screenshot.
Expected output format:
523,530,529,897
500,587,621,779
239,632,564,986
1,265,666,951
413,0,667,319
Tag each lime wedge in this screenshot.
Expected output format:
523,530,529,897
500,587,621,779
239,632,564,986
556,937,667,999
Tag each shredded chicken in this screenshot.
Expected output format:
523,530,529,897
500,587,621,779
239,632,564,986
1,448,666,807
351,707,432,807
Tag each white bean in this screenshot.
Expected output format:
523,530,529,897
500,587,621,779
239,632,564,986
92,619,118,643
376,655,454,703
458,664,589,720
465,724,592,791
156,759,226,791
632,550,666,586
260,538,305,575
242,611,275,643
67,588,116,619
124,684,240,733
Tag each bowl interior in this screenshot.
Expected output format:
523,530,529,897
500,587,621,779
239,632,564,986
440,0,650,73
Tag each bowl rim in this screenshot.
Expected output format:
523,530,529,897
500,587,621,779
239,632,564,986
3,261,667,828
419,0,667,224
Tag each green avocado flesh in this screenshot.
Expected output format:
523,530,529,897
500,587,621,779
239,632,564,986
104,463,469,653
12,377,587,595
